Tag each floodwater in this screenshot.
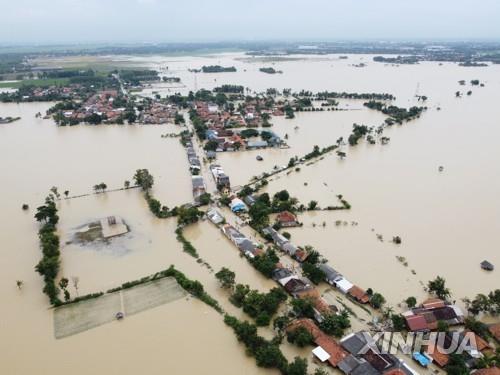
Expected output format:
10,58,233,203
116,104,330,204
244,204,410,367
1,52,499,374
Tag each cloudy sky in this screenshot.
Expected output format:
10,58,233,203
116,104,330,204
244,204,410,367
1,0,500,44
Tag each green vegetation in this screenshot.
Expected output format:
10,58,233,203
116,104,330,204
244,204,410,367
213,84,244,93
427,276,451,300
34,196,61,305
405,296,417,308
364,100,425,125
175,227,199,258
215,267,236,289
463,289,500,315
134,168,155,191
201,65,237,73
224,314,307,375
250,249,280,278
286,326,314,347
319,311,351,337
230,284,287,326
260,67,282,74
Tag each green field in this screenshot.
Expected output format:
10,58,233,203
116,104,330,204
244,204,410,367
0,78,70,89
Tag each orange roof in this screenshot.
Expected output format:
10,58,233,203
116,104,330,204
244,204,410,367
465,330,490,352
421,298,446,310
277,211,297,223
425,344,449,367
489,323,500,341
286,319,347,367
348,285,370,304
315,335,348,367
474,368,500,375
384,370,406,375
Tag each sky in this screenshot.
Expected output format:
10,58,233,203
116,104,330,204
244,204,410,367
1,0,500,44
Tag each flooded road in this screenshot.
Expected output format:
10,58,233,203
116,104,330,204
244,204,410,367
1,52,499,374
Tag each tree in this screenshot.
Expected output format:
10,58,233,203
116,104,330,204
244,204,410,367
255,344,287,369
307,200,318,210
287,357,308,375
215,267,236,289
134,169,154,191
291,298,315,319
405,296,417,308
302,262,325,285
93,184,100,193
124,180,131,189
445,354,469,375
337,151,346,159
428,276,451,300
319,311,351,337
391,314,406,331
437,320,449,332
370,293,386,309
98,182,107,192
16,280,24,290
198,192,211,206
287,327,314,347
64,190,69,198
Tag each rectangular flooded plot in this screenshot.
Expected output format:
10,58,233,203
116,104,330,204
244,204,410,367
54,277,187,339
122,277,187,316
54,292,121,339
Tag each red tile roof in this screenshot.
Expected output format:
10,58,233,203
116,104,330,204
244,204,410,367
277,211,298,223
421,298,446,310
348,286,370,304
474,368,500,375
286,319,347,367
405,315,428,332
489,323,500,342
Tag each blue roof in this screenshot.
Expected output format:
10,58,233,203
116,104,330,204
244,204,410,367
412,352,431,367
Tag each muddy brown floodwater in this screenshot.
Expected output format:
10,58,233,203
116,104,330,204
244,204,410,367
0,52,499,374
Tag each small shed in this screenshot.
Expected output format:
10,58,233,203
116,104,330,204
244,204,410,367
481,260,494,271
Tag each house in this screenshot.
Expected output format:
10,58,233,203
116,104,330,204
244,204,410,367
191,176,206,202
283,277,313,297
237,239,256,254
480,260,494,271
319,264,343,285
206,150,217,160
244,195,257,206
403,300,464,332
287,319,348,367
276,211,299,227
272,268,293,282
404,314,429,332
207,208,224,225
230,198,247,213
348,286,370,304
336,277,354,294
294,248,310,263
340,332,415,375
247,140,268,149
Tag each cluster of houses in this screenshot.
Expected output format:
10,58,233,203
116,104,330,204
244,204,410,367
286,320,417,375
403,298,465,333
184,140,207,204
140,102,178,124
63,90,125,123
217,220,263,259
195,100,285,152
209,164,230,192
263,225,370,305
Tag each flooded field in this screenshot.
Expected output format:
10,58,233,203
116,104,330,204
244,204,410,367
1,52,499,374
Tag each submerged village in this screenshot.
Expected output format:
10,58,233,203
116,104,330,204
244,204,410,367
1,52,500,375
